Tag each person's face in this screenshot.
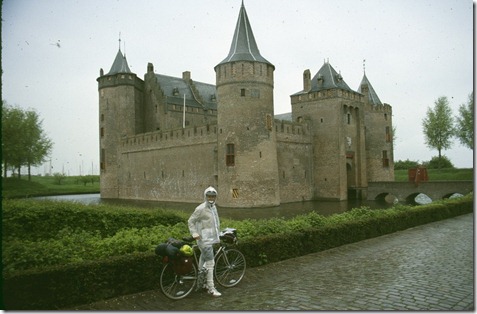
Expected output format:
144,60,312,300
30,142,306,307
207,194,216,203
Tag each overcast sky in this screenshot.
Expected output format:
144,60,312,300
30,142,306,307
2,0,474,176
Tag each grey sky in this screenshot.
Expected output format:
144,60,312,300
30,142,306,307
2,0,473,175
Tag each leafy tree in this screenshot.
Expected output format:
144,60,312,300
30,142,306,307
53,172,66,185
422,96,455,168
455,92,474,149
2,101,53,180
423,155,454,169
2,103,24,177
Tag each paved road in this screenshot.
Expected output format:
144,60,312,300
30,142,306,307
69,213,474,311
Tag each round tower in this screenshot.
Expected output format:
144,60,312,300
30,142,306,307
97,46,144,199
214,3,280,207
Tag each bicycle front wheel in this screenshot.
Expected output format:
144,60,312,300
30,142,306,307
214,248,246,287
159,262,197,299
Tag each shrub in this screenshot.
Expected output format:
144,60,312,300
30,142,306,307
423,155,454,169
2,199,188,241
394,159,420,170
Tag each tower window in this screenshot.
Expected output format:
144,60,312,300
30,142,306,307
382,150,389,167
226,144,235,166
100,149,105,170
240,88,246,97
266,114,273,130
385,126,391,142
347,113,351,124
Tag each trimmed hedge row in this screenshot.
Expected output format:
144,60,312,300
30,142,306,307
238,199,473,266
3,253,163,310
3,195,473,310
2,199,187,241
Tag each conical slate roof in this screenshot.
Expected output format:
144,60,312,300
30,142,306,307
292,61,354,95
358,73,382,106
217,2,273,67
106,49,132,75
311,61,353,92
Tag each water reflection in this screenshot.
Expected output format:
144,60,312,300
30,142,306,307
34,194,394,220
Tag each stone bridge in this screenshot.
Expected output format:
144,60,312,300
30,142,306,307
367,181,474,203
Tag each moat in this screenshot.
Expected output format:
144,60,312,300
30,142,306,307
36,193,398,220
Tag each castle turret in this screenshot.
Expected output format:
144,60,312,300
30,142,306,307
97,46,144,198
358,72,394,182
214,2,280,207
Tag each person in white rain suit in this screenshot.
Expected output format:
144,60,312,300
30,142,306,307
188,186,222,297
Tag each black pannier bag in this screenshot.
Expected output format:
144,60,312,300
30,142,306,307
155,243,180,260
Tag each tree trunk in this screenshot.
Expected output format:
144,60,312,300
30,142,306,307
28,163,32,181
438,148,442,169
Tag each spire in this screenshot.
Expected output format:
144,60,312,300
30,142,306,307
106,35,132,75
358,72,383,106
217,2,273,67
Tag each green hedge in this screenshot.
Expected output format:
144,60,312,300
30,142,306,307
2,195,473,310
3,253,163,310
2,199,187,241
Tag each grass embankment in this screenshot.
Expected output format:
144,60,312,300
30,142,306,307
2,175,100,199
394,168,473,181
2,193,474,310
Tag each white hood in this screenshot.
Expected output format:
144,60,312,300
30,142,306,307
203,186,217,203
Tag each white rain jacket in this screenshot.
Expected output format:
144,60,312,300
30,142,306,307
188,187,221,247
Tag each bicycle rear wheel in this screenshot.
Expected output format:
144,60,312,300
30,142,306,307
214,248,246,287
159,262,197,299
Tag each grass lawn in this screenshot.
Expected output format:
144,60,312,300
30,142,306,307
394,168,474,182
2,175,100,199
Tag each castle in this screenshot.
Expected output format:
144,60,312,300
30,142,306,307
97,3,394,208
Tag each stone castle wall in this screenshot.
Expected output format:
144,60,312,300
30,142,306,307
117,124,218,203
108,116,315,205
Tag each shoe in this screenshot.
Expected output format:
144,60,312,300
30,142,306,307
208,287,222,297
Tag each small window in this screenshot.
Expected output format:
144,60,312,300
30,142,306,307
100,149,105,170
266,114,273,130
347,113,351,124
382,150,389,167
240,88,246,97
226,144,235,166
385,126,391,142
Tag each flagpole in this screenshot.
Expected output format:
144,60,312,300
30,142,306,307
183,94,186,128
